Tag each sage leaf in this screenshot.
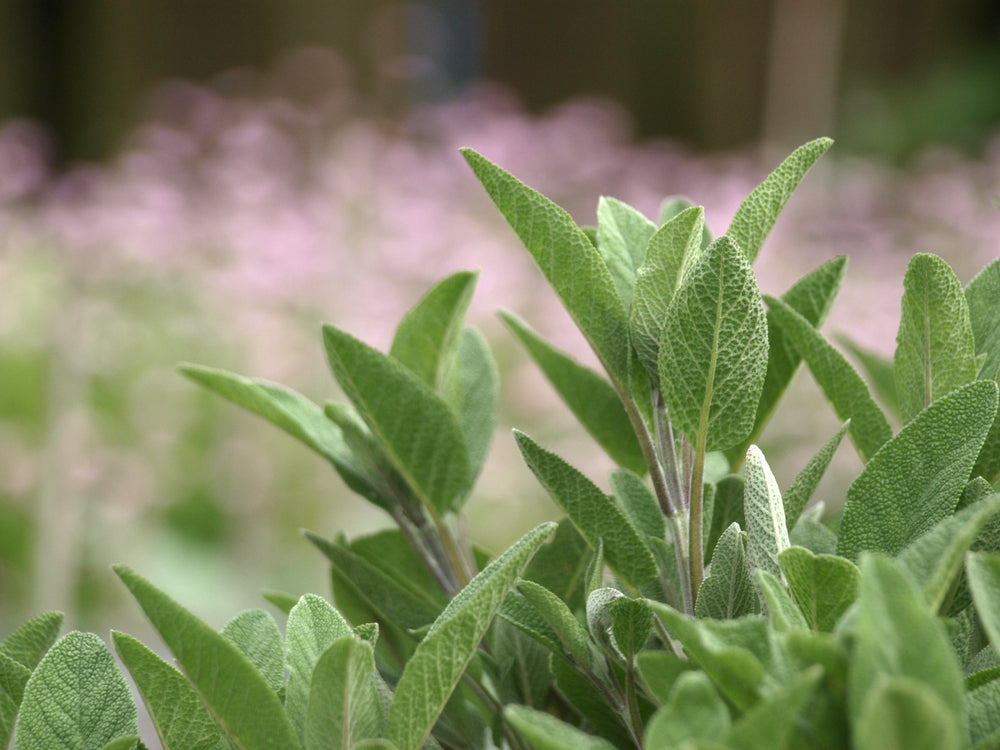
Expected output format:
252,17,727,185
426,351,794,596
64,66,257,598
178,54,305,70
499,311,644,474
0,652,30,749
383,522,556,750
837,334,900,418
608,596,654,662
723,666,822,750
113,566,299,749
658,235,769,452
695,523,757,620
440,327,498,484
856,677,962,750
754,570,808,632
505,705,617,750
610,468,665,545
837,380,998,560
705,476,745,567
966,256,1000,381
894,253,977,423
389,271,477,390
111,631,227,750
778,546,859,632
967,677,1000,750
595,196,657,308
782,421,849,531
220,609,283,693
1,611,62,671
635,650,697,705
522,519,590,612
514,430,657,588
643,671,729,748
764,295,892,461
727,137,832,263
305,636,382,750
967,552,1000,654
15,632,137,750
518,580,593,667
744,446,790,581
461,148,630,383
629,206,706,384
97,738,138,750
323,325,472,514
550,658,633,747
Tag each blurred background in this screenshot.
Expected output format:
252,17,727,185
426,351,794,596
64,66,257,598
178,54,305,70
1,0,999,638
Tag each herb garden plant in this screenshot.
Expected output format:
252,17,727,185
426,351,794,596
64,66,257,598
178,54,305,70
5,137,1000,750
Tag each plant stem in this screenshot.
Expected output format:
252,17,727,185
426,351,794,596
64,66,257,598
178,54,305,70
653,390,684,512
624,659,644,746
615,383,676,517
669,511,694,615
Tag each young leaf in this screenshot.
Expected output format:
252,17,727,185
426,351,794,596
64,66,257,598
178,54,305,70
113,566,299,749
220,609,284,693
778,546,860,632
608,596,655,662
856,677,962,750
659,235,769,452
967,552,1000,654
262,589,298,615
389,271,477,390
629,206,706,384
0,652,30,749
305,636,382,750
383,522,556,750
729,255,848,464
789,518,838,556
782,421,849,531
966,677,1000,750
179,365,392,511
837,380,998,560
723,666,822,750
754,570,809,631
595,196,657,308
499,311,645,474
849,554,964,740
284,593,354,744
764,295,892,461
504,705,618,750
894,253,977,423
610,468,666,543
14,632,137,750
522,519,590,612
695,523,757,620
461,148,630,383
643,671,730,748
966,256,1000,381
111,631,228,750
705,476,745,566
517,580,593,667
727,137,832,263
514,430,657,589
0,611,63,671
323,325,472,514
837,334,900,418
744,446,790,581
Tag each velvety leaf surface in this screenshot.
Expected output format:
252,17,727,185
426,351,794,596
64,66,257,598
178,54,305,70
517,580,592,666
754,570,809,632
347,529,449,611
695,523,757,620
505,705,617,750
856,677,961,750
778,546,859,632
440,327,498,484
304,636,382,750
514,431,657,588
461,148,630,383
635,649,698,706
113,566,298,749
966,677,1000,749
111,631,227,750
967,552,1000,654
220,609,283,693
837,380,998,560
521,519,590,612
384,522,555,750
705,476,745,566
658,236,769,452
764,295,891,461
15,632,137,750
0,651,30,749
629,206,705,384
966,256,1000,381
595,196,656,308
609,468,665,544
894,253,977,423
782,421,849,531
389,271,477,389
727,137,832,263
743,446,790,581
608,596,654,662
499,311,644,473
1,611,63,671
722,666,822,750
837,334,900,418
644,671,729,748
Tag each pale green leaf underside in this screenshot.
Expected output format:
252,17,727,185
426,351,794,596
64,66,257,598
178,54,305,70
1,611,63,672
743,446,790,581
966,257,1000,381
220,609,284,693
837,380,998,561
894,253,977,423
443,327,499,487
384,522,556,750
305,637,382,750
505,705,617,750
778,546,859,632
659,235,768,452
644,671,729,748
695,523,757,620
0,651,30,749
755,569,809,631
856,677,962,750
595,195,657,309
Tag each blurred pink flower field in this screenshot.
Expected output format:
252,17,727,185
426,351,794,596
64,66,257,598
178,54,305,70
1,66,998,633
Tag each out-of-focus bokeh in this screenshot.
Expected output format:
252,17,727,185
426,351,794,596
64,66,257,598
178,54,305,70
1,1,999,637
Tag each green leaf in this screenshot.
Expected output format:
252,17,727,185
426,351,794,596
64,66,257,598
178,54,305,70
284,593,354,744
837,334,900,418
517,580,593,666
644,671,730,748
261,589,299,615
629,206,706,384
789,518,838,556
15,632,137,750
389,271,477,390
754,570,808,632
178,365,384,508
499,311,644,473
695,523,757,620
220,609,284,693
111,631,228,750
441,327,499,484
743,446,790,581
967,677,1000,750
837,380,999,560
849,554,964,739
782,421,850,531
967,552,1000,654
966,257,1000,381
550,658,633,747
608,596,654,662
894,253,978,423
347,529,449,612
897,492,1000,613
723,666,822,750
522,519,590,612
97,738,137,750
636,650,698,706
0,651,30,749
595,196,657,308
461,148,630,383
610,468,665,544
856,677,962,750
323,325,472,514
1,611,63,671
514,431,657,588
705,476,745,567
504,705,617,750
778,546,859,632
659,235,769,452
113,566,299,750
764,295,892,461
729,256,848,464
727,137,832,263
384,522,556,750
305,636,382,750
